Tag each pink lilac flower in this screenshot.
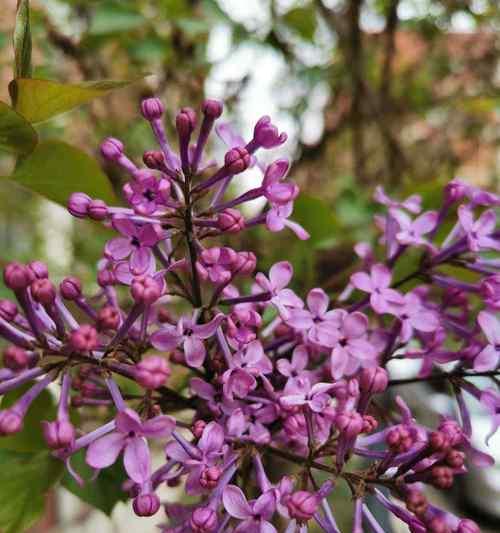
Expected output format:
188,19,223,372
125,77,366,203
389,208,438,248
458,205,500,252
474,311,500,371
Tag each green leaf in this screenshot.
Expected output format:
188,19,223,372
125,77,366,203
282,7,317,41
8,140,116,206
0,383,56,452
10,77,141,124
13,0,32,79
0,101,37,155
89,2,146,35
0,449,64,533
62,449,128,515
292,194,337,246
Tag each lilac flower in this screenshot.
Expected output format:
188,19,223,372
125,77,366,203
395,292,440,342
262,160,299,206
123,171,173,215
329,310,377,379
390,208,438,248
280,379,334,413
151,313,225,368
351,263,404,314
105,217,158,276
479,388,500,444
374,186,422,214
458,205,500,252
474,311,500,371
86,408,175,483
255,262,303,319
223,484,277,533
276,345,311,383
266,202,310,240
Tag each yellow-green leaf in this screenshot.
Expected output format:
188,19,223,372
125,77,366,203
0,101,37,155
10,77,141,124
9,140,116,206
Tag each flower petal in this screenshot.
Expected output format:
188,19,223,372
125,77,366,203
123,437,151,483
86,432,125,469
223,485,253,519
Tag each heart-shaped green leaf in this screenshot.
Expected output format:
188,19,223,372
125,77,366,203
10,77,141,124
13,0,32,79
0,101,37,155
8,140,116,206
0,449,64,533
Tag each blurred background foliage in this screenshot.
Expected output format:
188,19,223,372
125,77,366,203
0,1,500,531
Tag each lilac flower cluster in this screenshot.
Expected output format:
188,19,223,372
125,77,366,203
1,96,499,533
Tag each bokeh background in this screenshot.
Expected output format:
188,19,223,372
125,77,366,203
0,0,499,532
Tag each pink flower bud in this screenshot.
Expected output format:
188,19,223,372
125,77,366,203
0,409,23,435
224,147,251,174
42,420,76,449
430,465,454,489
190,506,218,533
97,306,121,331
456,519,480,533
199,466,221,489
192,419,207,439
143,150,165,169
140,98,164,121
4,262,33,291
3,346,29,371
100,137,124,161
131,276,161,305
88,199,108,221
60,277,82,300
427,516,451,533
202,99,223,119
405,490,427,516
438,420,463,446
0,299,18,321
253,116,287,149
31,278,56,305
286,491,319,521
97,268,115,287
133,493,160,517
386,424,414,453
28,261,49,279
68,192,91,218
335,411,364,438
236,251,256,274
176,107,197,137
359,367,388,394
135,356,171,389
217,209,245,233
445,449,465,468
428,431,451,453
362,414,378,433
69,325,98,352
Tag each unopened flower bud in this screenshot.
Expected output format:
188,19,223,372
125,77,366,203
133,493,160,517
359,367,388,394
69,325,98,352
134,356,171,389
217,209,245,233
456,519,480,533
199,466,221,489
3,346,29,371
60,277,82,300
97,268,115,287
140,98,164,121
100,137,124,161
190,506,217,533
286,491,319,522
236,251,257,274
4,262,33,291
438,420,463,447
192,419,207,439
97,306,120,331
176,107,197,137
68,192,91,218
131,276,161,305
430,465,454,489
224,147,251,174
42,420,76,449
28,261,49,279
362,414,378,433
335,411,364,438
445,449,465,468
202,99,223,119
427,516,451,533
428,431,451,453
386,424,414,453
405,490,427,516
88,199,108,221
253,116,287,149
0,409,23,435
143,150,165,169
0,299,17,321
31,278,56,305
